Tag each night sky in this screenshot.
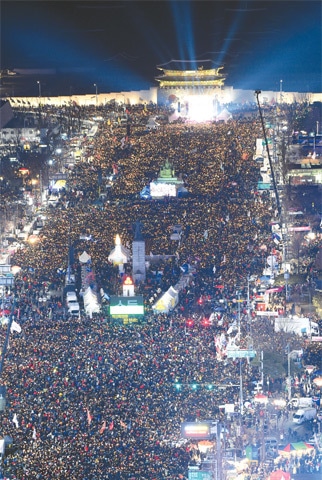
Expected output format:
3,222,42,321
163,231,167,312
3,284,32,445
1,0,321,95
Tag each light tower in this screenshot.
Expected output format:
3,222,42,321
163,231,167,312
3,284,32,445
132,221,146,282
279,79,283,103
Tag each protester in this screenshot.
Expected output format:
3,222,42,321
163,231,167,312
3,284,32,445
1,107,319,479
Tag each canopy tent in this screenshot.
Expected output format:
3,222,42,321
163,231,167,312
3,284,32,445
269,470,291,480
79,251,91,264
253,393,268,404
52,179,66,191
215,108,232,122
278,442,314,457
152,286,178,314
146,117,160,130
197,440,214,454
177,186,189,198
83,287,100,317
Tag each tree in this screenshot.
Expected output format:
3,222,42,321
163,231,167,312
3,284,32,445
303,342,322,368
262,351,286,378
282,100,311,134
277,132,289,185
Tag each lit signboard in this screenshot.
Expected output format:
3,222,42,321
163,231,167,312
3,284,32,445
226,349,256,359
288,226,311,232
150,182,176,198
181,422,215,440
110,296,144,316
188,471,212,480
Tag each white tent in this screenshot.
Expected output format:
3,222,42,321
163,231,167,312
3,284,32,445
215,108,232,122
146,117,160,130
152,286,178,314
83,287,100,317
79,251,91,264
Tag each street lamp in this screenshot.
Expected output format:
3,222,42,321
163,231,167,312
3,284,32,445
279,79,283,103
93,83,98,107
286,346,301,401
255,90,281,218
37,80,41,99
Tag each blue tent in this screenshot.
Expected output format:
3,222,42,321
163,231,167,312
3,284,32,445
140,185,151,200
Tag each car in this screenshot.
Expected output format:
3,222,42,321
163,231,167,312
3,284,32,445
307,435,316,446
223,448,243,461
265,437,278,450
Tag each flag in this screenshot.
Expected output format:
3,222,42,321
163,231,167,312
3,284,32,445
86,408,93,425
12,413,19,428
10,320,22,334
108,420,114,431
32,427,37,440
99,421,106,434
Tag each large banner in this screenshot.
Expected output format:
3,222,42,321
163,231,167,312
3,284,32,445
110,296,144,316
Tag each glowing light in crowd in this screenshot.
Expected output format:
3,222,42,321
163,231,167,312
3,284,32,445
28,235,40,245
272,398,286,408
313,376,322,387
11,266,22,275
188,96,214,122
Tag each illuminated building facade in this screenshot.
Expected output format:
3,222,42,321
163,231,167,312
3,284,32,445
156,60,226,121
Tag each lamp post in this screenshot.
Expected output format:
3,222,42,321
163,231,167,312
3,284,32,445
287,345,291,401
255,90,281,218
279,79,283,103
286,347,300,401
246,275,256,333
37,80,41,99
93,83,98,107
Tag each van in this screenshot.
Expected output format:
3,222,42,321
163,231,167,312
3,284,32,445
66,291,78,308
288,397,313,409
223,448,243,461
293,407,316,424
265,437,278,451
66,291,77,301
68,302,80,317
48,196,59,207
67,298,78,309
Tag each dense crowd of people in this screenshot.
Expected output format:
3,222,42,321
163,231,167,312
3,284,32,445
0,105,321,479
